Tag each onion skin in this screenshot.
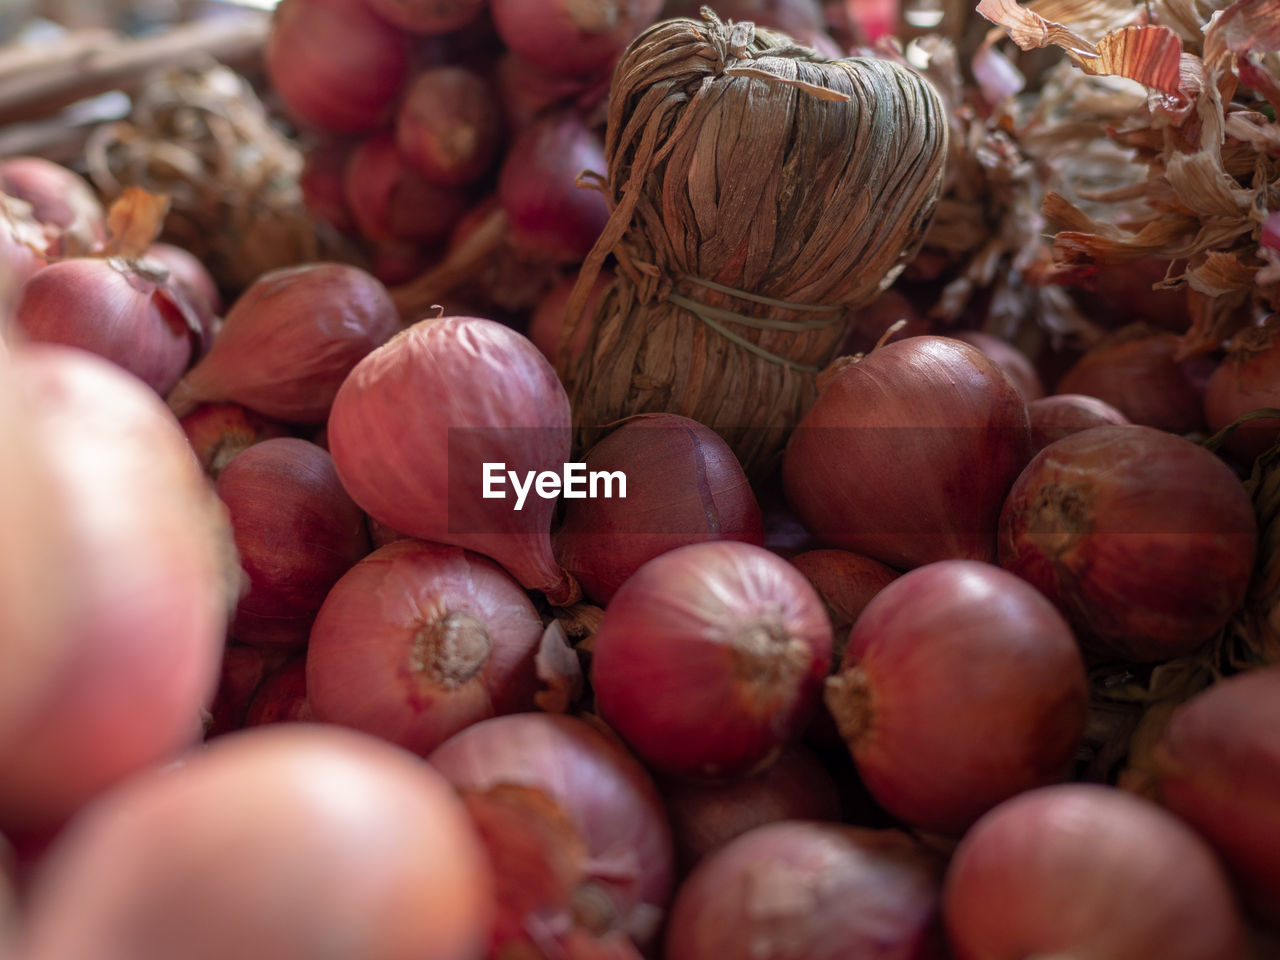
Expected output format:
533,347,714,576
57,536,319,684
396,67,503,187
168,263,400,423
180,402,290,478
1204,319,1280,461
666,822,946,960
328,315,579,604
825,560,1086,835
345,135,469,245
951,330,1045,401
0,197,48,293
22,726,494,960
491,0,661,77
244,655,313,726
0,156,105,255
0,345,234,833
783,336,1032,570
998,424,1257,662
1028,393,1128,452
943,784,1249,960
554,414,765,604
144,243,221,352
307,540,542,756
366,0,487,33
788,549,897,661
592,541,832,779
1153,667,1280,925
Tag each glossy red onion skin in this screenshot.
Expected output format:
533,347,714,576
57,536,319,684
554,414,765,604
1028,393,1128,452
22,726,494,960
1154,667,1280,924
998,425,1256,662
666,822,946,960
266,0,410,134
180,403,290,478
788,549,897,659
14,259,197,395
366,0,487,32
1204,323,1280,461
396,68,503,187
345,135,469,245
491,0,661,76
783,337,1032,570
944,784,1249,960
328,316,578,604
592,541,833,779
528,270,612,368
169,263,400,423
429,714,674,949
144,244,221,351
243,655,313,726
950,330,1045,402
307,540,542,755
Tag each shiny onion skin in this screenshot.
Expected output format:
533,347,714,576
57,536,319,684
783,336,1032,570
366,0,488,33
168,263,400,423
788,549,898,661
943,784,1249,960
554,414,765,604
825,560,1087,835
429,714,674,954
22,726,493,960
1204,319,1280,462
1153,667,1280,924
950,330,1045,402
328,315,579,604
592,541,832,779
1027,393,1128,452
665,822,946,960
998,425,1256,662
490,0,662,77
396,67,503,188
307,540,542,756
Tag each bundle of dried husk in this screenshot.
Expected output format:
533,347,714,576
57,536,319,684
561,12,949,474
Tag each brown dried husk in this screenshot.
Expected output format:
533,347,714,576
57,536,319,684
562,14,948,474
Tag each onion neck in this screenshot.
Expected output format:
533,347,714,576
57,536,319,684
824,667,873,747
730,620,811,706
413,611,491,688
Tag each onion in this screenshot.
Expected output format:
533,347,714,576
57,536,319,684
308,539,542,755
22,725,494,960
367,0,486,32
528,269,612,368
396,67,503,187
950,330,1045,401
838,288,930,356
1204,318,1280,461
943,784,1249,960
180,402,290,478
1027,392,1128,451
666,822,945,960
144,243,222,351
0,156,105,255
218,437,369,647
783,336,1032,570
1056,326,1207,434
788,549,897,661
1076,257,1190,332
244,654,313,726
0,345,234,833
168,263,400,422
490,0,661,77
592,541,832,778
0,196,48,294
494,53,601,134
1152,666,1280,925
661,746,841,872
266,0,410,134
554,414,765,604
204,644,284,739
345,135,469,245
300,141,356,233
371,240,441,287
429,713,674,955
328,315,579,604
14,258,201,395
998,424,1256,662
498,112,609,263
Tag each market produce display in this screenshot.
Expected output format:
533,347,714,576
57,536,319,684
1,0,1279,956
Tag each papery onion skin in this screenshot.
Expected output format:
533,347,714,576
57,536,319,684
666,822,946,960
783,336,1032,570
1153,667,1280,925
943,784,1249,960
0,197,48,293
0,157,105,255
490,0,661,77
144,244,222,352
1204,319,1280,462
168,263,400,423
243,655,313,727
826,560,1087,835
180,403,290,478
396,67,503,188
328,315,579,604
998,425,1256,662
366,0,488,33
307,540,542,756
345,135,469,245
951,330,1045,402
22,725,494,960
592,541,832,779
1028,393,1128,452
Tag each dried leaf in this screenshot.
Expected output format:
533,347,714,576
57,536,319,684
534,621,584,714
100,187,170,259
1185,249,1259,296
1178,286,1253,357
1076,26,1189,96
976,0,1097,55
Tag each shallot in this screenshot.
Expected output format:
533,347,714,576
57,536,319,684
490,0,662,76
396,67,503,187
1204,317,1280,461
244,655,313,726
950,330,1045,401
180,403,289,478
0,156,104,255
345,135,469,245
366,0,487,32
1027,393,1128,451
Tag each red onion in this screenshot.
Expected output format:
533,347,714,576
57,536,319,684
308,539,542,755
266,0,410,134
944,784,1249,960
1077,257,1190,332
244,654,313,726
1027,392,1128,451
950,330,1045,401
666,822,946,960
839,288,930,356
144,243,221,351
218,437,369,647
1152,666,1280,924
592,541,832,778
491,0,661,76
999,425,1256,662
180,402,290,478
661,746,841,872
22,726,494,960
783,336,1032,570
529,269,612,369
494,53,601,134
554,414,765,604
499,112,609,263
396,67,503,187
345,135,469,245
300,141,356,233
1204,318,1280,461
429,713,674,955
368,514,411,548
168,263,400,422
0,345,233,833
371,241,440,287
788,549,897,659
204,644,284,739
366,0,487,32
0,196,48,293
0,157,105,256
328,315,580,604
14,258,201,395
